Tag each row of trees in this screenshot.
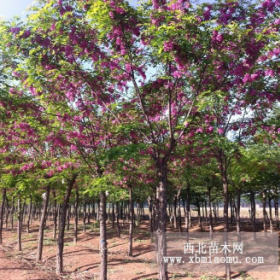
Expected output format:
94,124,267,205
0,0,280,279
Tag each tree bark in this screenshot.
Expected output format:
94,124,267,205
274,195,279,229
37,185,51,262
56,174,77,274
0,188,7,244
236,187,241,242
83,201,86,233
17,198,22,251
156,164,168,280
207,186,213,239
116,202,121,237
99,191,107,280
262,190,267,236
268,194,273,232
53,190,58,239
128,186,133,257
74,188,79,243
26,196,32,233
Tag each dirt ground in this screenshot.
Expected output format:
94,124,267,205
0,218,279,280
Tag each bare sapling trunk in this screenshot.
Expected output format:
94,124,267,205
11,196,14,230
83,201,86,233
99,191,107,280
116,202,121,237
17,198,22,251
74,188,79,243
53,189,58,239
268,195,273,232
218,151,231,280
112,203,115,229
156,164,168,280
262,190,267,236
37,185,51,262
27,195,32,233
274,195,279,229
236,187,241,242
5,196,9,229
0,188,7,244
207,186,213,239
173,194,177,229
56,174,77,274
128,186,133,257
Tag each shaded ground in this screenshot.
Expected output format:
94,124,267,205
0,218,279,280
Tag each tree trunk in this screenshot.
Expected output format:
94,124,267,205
37,185,51,262
74,188,79,243
262,190,267,236
274,195,279,229
26,196,32,233
5,196,9,229
83,201,86,233
17,198,22,251
0,188,7,244
218,152,230,280
112,203,115,229
207,187,213,239
236,187,241,242
67,205,71,231
128,186,133,257
99,191,107,280
56,175,77,274
185,182,191,233
268,195,273,232
148,196,153,232
11,196,14,230
53,190,58,239
156,164,168,280
116,202,121,237
173,194,177,229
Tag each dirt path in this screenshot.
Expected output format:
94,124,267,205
0,247,59,280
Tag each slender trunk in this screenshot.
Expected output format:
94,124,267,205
67,205,71,231
0,188,7,244
207,187,213,238
37,185,51,261
87,204,90,224
268,195,273,232
100,191,107,280
17,198,22,251
128,186,133,257
185,183,190,232
250,191,257,241
53,190,58,239
11,196,14,230
218,152,230,280
83,201,86,233
236,187,241,242
74,188,79,243
56,175,77,274
148,196,153,232
5,196,9,229
156,164,168,280
173,194,177,229
178,197,182,233
197,200,202,231
274,195,279,229
112,203,115,229
27,196,32,233
116,202,121,237
262,190,267,236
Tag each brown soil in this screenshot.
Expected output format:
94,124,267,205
0,219,279,280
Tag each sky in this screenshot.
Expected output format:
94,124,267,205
0,0,139,19
0,0,35,19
